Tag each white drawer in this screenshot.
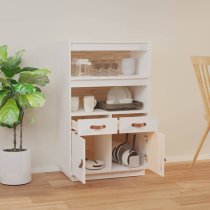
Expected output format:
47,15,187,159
119,116,157,133
72,118,118,136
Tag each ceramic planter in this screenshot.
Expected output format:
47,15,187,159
0,149,31,185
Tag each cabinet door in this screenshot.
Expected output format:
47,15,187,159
72,132,86,184
147,132,165,176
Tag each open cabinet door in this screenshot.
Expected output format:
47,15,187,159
72,132,86,184
147,132,165,176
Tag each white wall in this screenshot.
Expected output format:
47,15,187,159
0,0,210,171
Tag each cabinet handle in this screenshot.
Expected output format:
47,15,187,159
78,159,83,169
132,123,146,128
90,125,106,130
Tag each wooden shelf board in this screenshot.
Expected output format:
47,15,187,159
71,75,148,81
71,109,149,117
112,163,147,172
86,167,111,175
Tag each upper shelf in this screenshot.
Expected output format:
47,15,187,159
71,76,149,87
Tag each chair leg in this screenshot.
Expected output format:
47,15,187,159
190,122,210,169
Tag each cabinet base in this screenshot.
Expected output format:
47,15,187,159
70,170,145,182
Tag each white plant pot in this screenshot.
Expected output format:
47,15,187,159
0,149,31,185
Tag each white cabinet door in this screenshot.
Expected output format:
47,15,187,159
147,132,165,176
72,132,86,184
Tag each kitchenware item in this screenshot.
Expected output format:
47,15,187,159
85,159,104,170
97,100,143,111
112,142,119,163
121,58,136,75
107,87,131,104
119,98,133,104
115,134,132,164
73,59,91,76
71,96,79,112
83,96,97,112
122,134,139,167
106,100,115,105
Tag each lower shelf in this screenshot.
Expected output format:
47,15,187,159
86,163,146,175
112,163,147,172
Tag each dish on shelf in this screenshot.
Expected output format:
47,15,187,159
119,98,133,104
106,100,115,105
96,100,143,111
85,159,104,170
107,87,131,104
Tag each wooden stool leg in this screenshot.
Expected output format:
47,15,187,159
190,123,210,169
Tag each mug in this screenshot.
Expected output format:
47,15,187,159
71,96,79,112
84,96,97,112
121,58,135,75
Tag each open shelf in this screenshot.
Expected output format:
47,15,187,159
71,75,148,81
112,163,147,172
71,108,149,117
86,167,111,175
71,77,149,87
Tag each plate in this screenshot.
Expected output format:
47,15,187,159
107,87,131,104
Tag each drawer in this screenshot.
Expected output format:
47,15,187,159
119,116,157,133
72,118,118,136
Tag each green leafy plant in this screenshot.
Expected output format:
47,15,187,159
0,45,50,152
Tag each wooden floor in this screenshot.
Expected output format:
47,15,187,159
1,161,210,210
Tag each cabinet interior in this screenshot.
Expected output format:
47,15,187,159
81,132,156,175
71,86,149,112
71,50,149,76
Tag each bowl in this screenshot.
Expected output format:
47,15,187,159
106,100,115,105
119,98,133,104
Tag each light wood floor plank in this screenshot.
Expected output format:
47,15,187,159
0,161,210,209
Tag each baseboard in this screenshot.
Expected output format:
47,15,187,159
166,154,210,162
32,165,60,173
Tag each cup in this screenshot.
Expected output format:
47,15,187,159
71,96,79,112
84,96,97,112
121,58,135,75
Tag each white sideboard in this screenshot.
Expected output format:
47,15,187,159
57,42,165,184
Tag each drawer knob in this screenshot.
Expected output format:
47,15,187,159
79,159,83,169
90,125,106,130
132,123,146,128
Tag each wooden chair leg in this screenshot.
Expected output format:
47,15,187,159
190,122,210,169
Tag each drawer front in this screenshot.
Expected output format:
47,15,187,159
77,118,118,136
119,116,157,133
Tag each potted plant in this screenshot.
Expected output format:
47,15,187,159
0,45,50,185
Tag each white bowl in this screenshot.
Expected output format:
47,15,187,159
119,99,133,104
106,100,115,105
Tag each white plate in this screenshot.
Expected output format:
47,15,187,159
107,87,131,104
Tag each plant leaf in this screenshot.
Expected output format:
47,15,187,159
26,92,46,108
13,83,36,95
0,45,7,62
0,49,25,78
15,67,38,74
18,69,50,86
17,95,30,109
0,92,9,107
0,99,20,128
0,78,10,86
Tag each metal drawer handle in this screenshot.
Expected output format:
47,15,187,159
79,159,83,168
90,125,106,130
132,123,147,128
